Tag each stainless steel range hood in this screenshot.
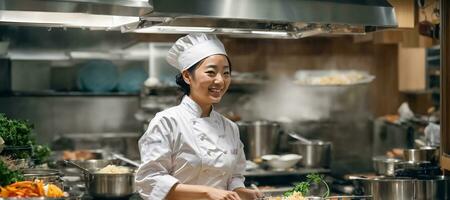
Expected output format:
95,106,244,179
121,0,398,38
0,0,151,30
0,0,397,39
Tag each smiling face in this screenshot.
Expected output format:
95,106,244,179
183,54,231,107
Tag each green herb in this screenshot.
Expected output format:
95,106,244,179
0,114,34,147
283,173,330,198
0,114,51,163
32,144,51,165
0,159,24,186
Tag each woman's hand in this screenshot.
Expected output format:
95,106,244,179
233,188,264,200
204,187,242,200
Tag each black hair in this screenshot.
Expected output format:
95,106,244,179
175,56,232,96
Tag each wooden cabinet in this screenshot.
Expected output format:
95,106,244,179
398,47,427,92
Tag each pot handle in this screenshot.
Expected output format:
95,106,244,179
63,160,92,175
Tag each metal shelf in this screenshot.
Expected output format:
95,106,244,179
244,168,330,177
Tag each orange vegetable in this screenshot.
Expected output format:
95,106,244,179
0,180,65,198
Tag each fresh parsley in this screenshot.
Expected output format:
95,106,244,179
283,173,330,198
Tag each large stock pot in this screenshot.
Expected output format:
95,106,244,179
237,120,281,161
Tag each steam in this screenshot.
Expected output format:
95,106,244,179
240,76,343,122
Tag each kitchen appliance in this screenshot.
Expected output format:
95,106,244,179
237,120,281,161
290,140,331,168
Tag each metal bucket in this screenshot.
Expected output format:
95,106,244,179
237,120,280,161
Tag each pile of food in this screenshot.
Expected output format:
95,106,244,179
294,70,374,86
0,180,65,198
97,165,130,174
267,174,329,200
268,191,306,200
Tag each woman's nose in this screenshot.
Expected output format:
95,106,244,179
214,74,225,85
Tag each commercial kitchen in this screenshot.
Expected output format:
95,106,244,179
0,0,449,199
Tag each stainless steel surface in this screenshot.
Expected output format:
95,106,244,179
350,175,450,200
372,156,402,176
21,168,64,189
66,159,120,172
237,120,281,160
85,172,135,198
403,147,440,164
112,153,140,167
66,160,135,198
288,132,312,144
129,0,398,38
243,167,330,177
371,177,415,200
290,140,331,168
0,96,140,145
415,176,450,200
0,0,151,29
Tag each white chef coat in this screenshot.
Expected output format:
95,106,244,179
135,95,246,200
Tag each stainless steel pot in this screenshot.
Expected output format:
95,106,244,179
403,147,439,164
350,175,450,200
372,156,402,176
84,172,135,199
237,120,281,161
65,160,135,198
289,140,331,168
371,177,416,200
21,168,64,189
415,176,450,200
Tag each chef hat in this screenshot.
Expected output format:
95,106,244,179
166,33,227,72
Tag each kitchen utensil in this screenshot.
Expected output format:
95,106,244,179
371,177,416,200
403,147,439,164
64,160,135,198
415,175,450,199
372,156,402,176
261,154,302,171
290,140,331,168
21,168,64,189
288,132,312,144
112,153,140,167
237,120,281,161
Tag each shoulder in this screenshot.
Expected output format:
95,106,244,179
147,106,184,134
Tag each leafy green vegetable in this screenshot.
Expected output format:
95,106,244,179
32,144,51,165
0,159,24,186
0,114,34,147
0,114,51,163
284,173,330,198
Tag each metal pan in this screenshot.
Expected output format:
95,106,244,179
64,160,135,198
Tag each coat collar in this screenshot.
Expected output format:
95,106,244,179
181,95,215,118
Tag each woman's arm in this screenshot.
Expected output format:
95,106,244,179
167,183,242,200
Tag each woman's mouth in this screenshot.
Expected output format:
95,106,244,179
208,88,222,97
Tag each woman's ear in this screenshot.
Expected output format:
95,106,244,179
182,70,191,84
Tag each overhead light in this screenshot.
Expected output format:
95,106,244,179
132,26,215,33
250,31,289,36
0,10,139,29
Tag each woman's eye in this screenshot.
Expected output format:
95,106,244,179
206,71,216,75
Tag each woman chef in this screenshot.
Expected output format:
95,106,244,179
135,33,263,200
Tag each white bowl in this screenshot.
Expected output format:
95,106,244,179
261,154,302,170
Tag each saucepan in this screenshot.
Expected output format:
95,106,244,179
64,160,135,198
